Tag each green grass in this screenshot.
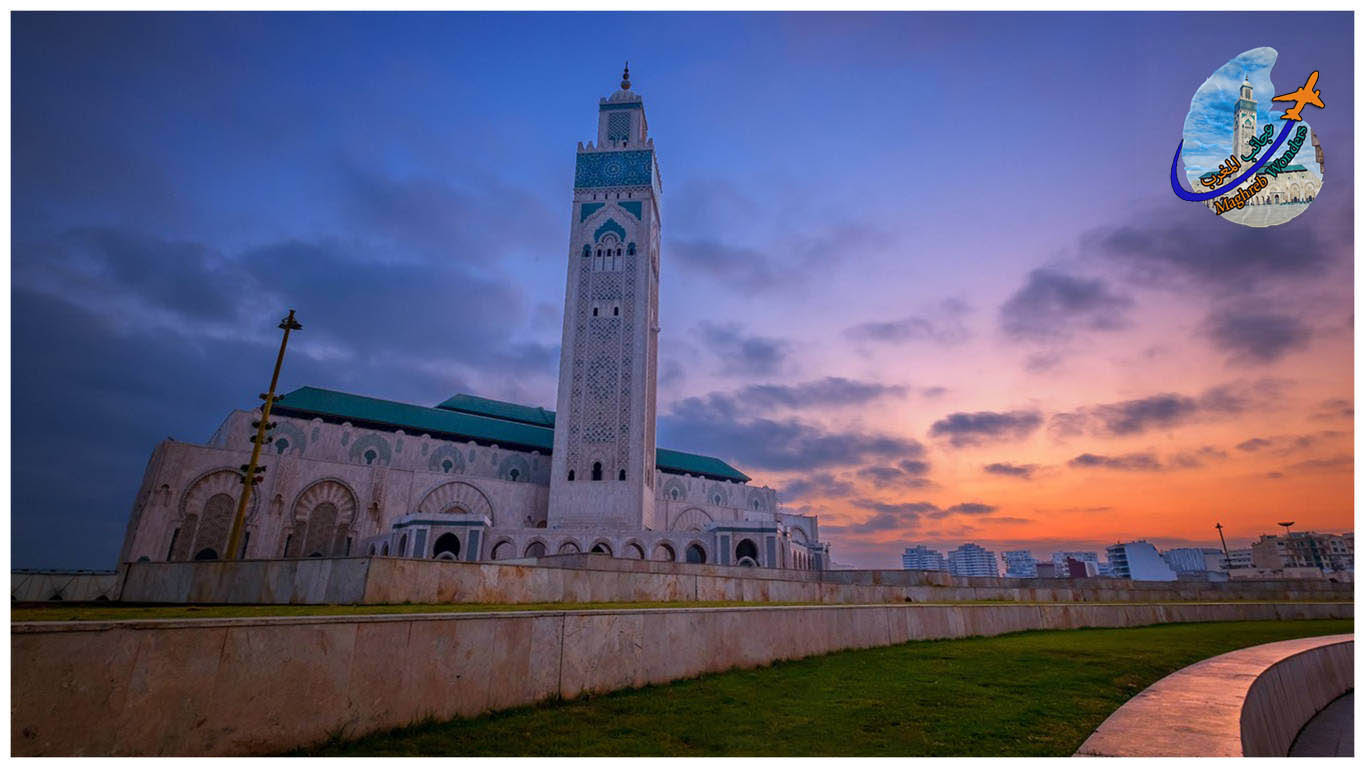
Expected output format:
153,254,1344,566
298,618,1353,757
9,600,821,623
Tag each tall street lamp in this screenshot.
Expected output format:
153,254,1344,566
225,309,303,560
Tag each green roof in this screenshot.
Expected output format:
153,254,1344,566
437,393,556,428
272,386,750,483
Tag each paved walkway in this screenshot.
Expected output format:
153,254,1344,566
1290,691,1354,756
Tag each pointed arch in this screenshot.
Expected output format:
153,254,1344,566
416,481,494,523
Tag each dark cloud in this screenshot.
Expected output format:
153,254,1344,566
696,322,790,377
1084,216,1336,295
844,298,971,346
857,455,933,489
780,473,856,501
999,267,1133,341
738,377,907,409
1068,452,1162,471
1236,437,1272,452
983,462,1037,479
827,498,1002,536
1283,454,1353,474
1203,308,1312,364
929,409,1043,448
659,396,921,472
1050,385,1253,438
1310,398,1353,421
667,238,776,291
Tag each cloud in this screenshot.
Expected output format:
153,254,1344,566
1049,384,1258,438
1067,452,1163,471
668,238,776,291
827,499,1002,536
1236,437,1272,452
737,377,908,409
659,395,922,472
1283,454,1353,474
983,462,1037,479
844,298,971,346
780,472,856,501
695,322,790,377
929,409,1043,448
1309,398,1353,421
857,455,933,489
1203,308,1311,364
999,267,1133,341
1084,217,1334,296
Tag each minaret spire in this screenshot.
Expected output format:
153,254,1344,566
621,62,631,91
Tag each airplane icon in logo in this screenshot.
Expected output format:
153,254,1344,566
1272,71,1324,121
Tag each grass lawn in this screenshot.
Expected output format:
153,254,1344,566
9,600,819,623
299,618,1352,757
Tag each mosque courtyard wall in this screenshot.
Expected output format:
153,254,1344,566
11,599,1352,756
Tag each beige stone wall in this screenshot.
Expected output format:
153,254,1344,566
115,556,1356,606
11,601,1352,756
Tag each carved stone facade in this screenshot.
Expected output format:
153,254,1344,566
116,70,830,570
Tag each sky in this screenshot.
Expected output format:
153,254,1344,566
10,11,1354,570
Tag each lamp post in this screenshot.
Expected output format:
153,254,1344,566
1215,522,1230,565
225,309,303,560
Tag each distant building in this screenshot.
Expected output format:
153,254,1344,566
1051,551,1100,578
1061,556,1095,578
901,545,947,571
1035,562,1057,578
947,543,999,578
1224,548,1254,570
1001,550,1037,578
1252,532,1353,572
1106,541,1177,581
1162,547,1227,574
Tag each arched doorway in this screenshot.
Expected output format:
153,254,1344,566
558,541,581,555
590,542,613,556
735,538,759,566
490,541,513,560
524,541,547,558
685,544,707,564
193,548,218,561
652,542,676,562
625,543,646,560
433,532,461,560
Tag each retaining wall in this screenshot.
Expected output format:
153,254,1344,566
114,556,1353,606
11,600,1352,756
1077,633,1354,756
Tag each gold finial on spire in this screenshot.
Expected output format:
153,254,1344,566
621,61,631,91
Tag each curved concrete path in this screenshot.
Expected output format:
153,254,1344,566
1290,691,1353,756
1076,633,1353,756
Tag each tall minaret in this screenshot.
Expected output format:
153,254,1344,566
547,65,661,531
1233,73,1257,159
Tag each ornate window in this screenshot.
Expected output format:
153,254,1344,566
591,462,603,481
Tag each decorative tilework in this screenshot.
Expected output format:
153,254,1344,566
579,202,604,222
594,218,627,244
598,101,644,111
619,200,643,219
575,150,653,189
607,112,631,142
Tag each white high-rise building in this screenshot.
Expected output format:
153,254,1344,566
1106,541,1177,581
1001,550,1037,578
901,545,947,571
947,543,999,578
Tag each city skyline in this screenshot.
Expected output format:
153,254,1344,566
11,12,1355,569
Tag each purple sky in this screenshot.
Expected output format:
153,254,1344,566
11,12,1354,569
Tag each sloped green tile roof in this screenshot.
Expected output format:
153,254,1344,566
271,386,750,483
437,393,556,428
273,387,553,452
656,448,750,483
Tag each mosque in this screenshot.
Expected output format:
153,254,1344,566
1204,74,1323,223
116,68,830,571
